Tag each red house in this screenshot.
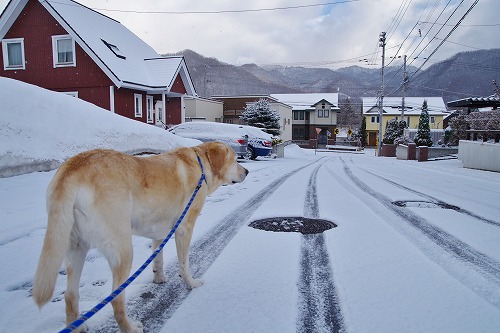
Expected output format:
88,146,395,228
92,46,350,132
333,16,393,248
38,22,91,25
0,0,196,127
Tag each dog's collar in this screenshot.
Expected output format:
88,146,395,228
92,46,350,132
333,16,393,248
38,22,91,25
196,154,208,189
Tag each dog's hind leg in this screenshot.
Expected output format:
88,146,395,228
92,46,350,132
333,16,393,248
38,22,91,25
65,241,89,333
152,239,167,284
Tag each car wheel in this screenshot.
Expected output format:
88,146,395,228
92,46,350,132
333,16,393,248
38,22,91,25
245,147,256,160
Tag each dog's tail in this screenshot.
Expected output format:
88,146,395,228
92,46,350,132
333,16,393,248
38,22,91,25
32,173,77,308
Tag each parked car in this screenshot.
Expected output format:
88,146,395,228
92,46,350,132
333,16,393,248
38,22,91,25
168,122,248,158
238,125,273,160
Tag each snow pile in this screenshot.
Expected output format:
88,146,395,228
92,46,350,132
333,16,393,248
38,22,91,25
0,77,198,177
284,144,316,157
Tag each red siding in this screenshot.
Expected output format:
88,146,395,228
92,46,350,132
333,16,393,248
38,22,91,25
115,88,144,122
0,0,189,126
1,0,112,107
170,73,187,94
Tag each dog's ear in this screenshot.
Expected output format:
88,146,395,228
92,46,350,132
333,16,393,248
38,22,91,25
205,142,228,176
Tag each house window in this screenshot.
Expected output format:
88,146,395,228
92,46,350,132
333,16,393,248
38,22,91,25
157,107,163,123
318,109,324,118
134,94,143,117
294,111,306,120
430,116,435,124
52,35,76,67
146,96,153,123
2,38,25,70
293,127,305,140
371,116,379,123
407,116,410,127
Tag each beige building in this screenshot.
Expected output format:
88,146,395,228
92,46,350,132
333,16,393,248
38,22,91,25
184,96,223,123
271,93,340,146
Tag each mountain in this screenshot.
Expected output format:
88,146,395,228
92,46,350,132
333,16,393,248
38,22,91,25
168,49,500,103
166,50,299,97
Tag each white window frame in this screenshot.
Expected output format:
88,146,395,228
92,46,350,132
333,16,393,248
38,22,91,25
2,38,25,70
371,116,379,123
52,35,76,68
134,94,143,117
430,116,435,124
146,95,154,123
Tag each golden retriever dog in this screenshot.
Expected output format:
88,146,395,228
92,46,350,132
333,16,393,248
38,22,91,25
33,142,248,333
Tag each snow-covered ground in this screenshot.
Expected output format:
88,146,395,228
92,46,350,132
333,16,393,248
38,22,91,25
1,78,500,332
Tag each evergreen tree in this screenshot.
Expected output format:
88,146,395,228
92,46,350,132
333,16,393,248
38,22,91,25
357,116,367,147
413,100,433,147
240,98,281,136
383,118,406,144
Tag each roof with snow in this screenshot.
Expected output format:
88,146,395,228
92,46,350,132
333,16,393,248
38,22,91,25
447,95,500,109
0,0,196,94
362,96,448,115
271,93,340,111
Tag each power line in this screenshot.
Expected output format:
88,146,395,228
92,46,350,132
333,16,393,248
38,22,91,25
419,21,500,27
407,0,456,67
410,0,481,80
386,0,414,41
258,45,401,68
84,1,360,15
433,37,482,50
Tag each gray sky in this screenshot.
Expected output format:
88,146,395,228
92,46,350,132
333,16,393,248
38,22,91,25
1,0,498,69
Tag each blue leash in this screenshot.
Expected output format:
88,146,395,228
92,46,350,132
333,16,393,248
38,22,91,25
59,155,206,333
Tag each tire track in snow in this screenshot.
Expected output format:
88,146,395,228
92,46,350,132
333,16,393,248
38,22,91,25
95,159,323,333
332,157,500,309
360,167,500,228
298,160,345,333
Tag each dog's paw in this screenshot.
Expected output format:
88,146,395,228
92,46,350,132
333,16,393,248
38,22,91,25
128,320,143,333
152,271,167,284
186,278,204,289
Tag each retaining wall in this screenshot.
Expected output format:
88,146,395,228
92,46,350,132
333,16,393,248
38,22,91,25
458,140,500,172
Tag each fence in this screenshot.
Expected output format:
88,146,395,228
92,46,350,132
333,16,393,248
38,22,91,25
404,129,445,144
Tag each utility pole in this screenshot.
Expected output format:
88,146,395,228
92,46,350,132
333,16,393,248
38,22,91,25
401,55,407,123
377,32,386,156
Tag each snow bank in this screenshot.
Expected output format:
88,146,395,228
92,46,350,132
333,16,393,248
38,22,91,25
0,77,198,177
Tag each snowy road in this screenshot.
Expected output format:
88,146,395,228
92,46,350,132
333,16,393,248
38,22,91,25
1,148,500,332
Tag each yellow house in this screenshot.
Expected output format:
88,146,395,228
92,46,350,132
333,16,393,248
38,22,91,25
363,97,448,146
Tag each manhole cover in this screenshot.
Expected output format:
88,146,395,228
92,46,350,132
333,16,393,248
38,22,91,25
392,200,460,211
249,217,337,234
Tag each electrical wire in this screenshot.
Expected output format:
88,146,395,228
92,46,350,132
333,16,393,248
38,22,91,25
83,1,360,15
410,0,480,80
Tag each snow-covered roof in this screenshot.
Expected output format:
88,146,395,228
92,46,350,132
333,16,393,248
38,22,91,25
447,95,500,109
271,93,339,111
362,96,448,115
0,0,196,94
